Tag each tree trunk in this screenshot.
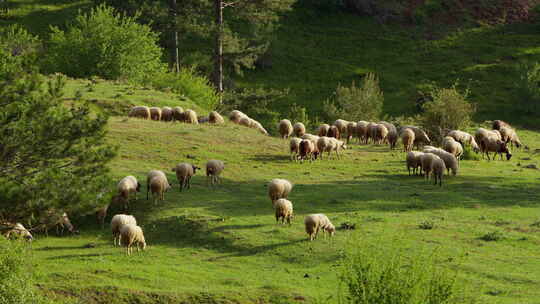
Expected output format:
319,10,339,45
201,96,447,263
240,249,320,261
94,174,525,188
214,0,223,103
171,0,180,73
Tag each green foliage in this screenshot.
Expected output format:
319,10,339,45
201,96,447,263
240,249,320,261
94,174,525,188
479,231,505,242
461,145,481,161
0,239,49,304
0,24,41,78
151,68,219,110
0,70,115,224
323,73,383,122
515,61,540,115
419,220,435,230
422,84,475,144
45,4,164,83
288,103,311,130
341,239,460,304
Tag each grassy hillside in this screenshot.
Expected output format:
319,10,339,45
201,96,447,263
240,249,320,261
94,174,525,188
31,117,540,304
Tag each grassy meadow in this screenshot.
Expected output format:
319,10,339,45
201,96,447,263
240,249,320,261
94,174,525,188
29,117,540,304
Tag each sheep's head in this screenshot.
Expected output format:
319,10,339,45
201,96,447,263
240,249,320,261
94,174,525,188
136,182,141,192
326,224,336,236
192,165,201,174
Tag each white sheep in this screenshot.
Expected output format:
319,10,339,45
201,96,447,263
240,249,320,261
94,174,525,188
278,119,293,139
184,109,198,124
172,163,200,192
366,122,377,144
120,224,146,255
304,214,335,241
4,223,33,241
268,179,293,205
431,156,446,187
481,136,512,161
128,106,151,119
146,170,171,204
252,120,269,135
442,137,463,160
406,151,424,176
229,110,247,124
113,176,140,210
402,125,431,148
492,120,510,130
299,139,318,162
293,122,306,137
424,149,459,176
206,160,225,187
289,137,302,161
374,124,389,145
172,106,184,121
500,126,522,148
420,153,439,180
333,119,349,135
209,111,225,124
401,128,415,152
111,214,137,246
274,199,293,224
379,121,398,149
447,130,480,152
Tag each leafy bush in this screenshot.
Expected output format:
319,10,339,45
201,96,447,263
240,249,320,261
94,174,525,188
461,145,481,161
516,61,540,115
419,220,435,230
323,73,383,122
0,239,49,304
479,231,505,242
45,4,164,83
340,239,462,304
0,25,41,77
288,103,311,129
152,68,219,110
421,83,475,144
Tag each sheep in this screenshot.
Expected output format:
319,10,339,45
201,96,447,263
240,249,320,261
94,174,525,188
289,138,302,161
209,111,225,124
374,124,389,145
239,116,253,128
206,160,225,187
293,122,306,137
327,125,340,139
401,128,415,152
172,163,200,192
229,110,247,124
148,173,171,205
184,109,198,124
278,119,293,139
492,120,510,130
329,138,347,159
380,121,398,149
299,139,317,162
172,106,185,121
252,120,269,135
111,214,137,246
500,126,522,148
4,223,33,241
356,121,369,144
431,157,446,187
113,176,140,210
304,214,335,241
490,130,502,140
317,137,346,159
120,224,146,255
424,149,459,176
442,137,463,160
318,124,330,137
481,136,512,161
420,153,439,180
128,106,151,120
161,107,173,122
333,119,349,135
149,107,162,121
268,179,293,205
447,130,480,152
474,128,489,152
57,212,78,235
274,199,293,225
346,121,357,144
406,151,424,176
402,126,431,148
96,204,109,229
301,133,320,144
366,122,377,143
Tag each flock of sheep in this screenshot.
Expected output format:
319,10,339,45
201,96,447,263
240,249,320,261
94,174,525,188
3,104,523,255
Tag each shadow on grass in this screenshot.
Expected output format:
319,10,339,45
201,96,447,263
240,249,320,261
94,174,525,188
47,253,113,260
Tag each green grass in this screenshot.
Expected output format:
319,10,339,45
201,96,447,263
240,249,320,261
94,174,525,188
29,117,540,303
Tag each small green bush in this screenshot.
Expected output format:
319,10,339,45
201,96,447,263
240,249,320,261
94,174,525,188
0,25,41,77
419,220,435,230
515,61,540,115
479,231,505,242
323,73,383,122
45,4,164,83
288,103,311,129
461,145,481,161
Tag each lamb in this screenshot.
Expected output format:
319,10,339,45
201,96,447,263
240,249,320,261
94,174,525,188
447,130,480,152
327,125,340,139
333,119,349,135
278,119,293,139
299,139,317,162
149,107,162,121
374,124,389,145
356,121,369,144
274,199,293,225
293,122,306,137
172,106,184,121
500,126,522,148
206,160,225,187
172,163,200,192
304,214,335,241
492,120,510,131
229,110,247,124
289,137,302,161
406,151,424,176
146,170,171,204
111,214,136,246
96,204,109,229
128,106,151,119
481,136,512,161
380,121,398,149
401,128,415,152
113,176,140,210
268,179,293,205
431,157,446,187
346,121,357,144
318,124,330,137
4,223,33,241
420,153,439,180
161,107,173,122
209,111,225,124
120,224,146,255
442,137,463,160
184,109,198,124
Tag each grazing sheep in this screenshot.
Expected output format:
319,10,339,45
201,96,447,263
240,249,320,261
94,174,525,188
161,107,173,122
4,223,33,241
406,151,424,176
239,116,253,128
278,119,293,139
172,106,184,121
299,139,317,162
111,214,137,246
229,110,247,124
366,122,377,143
490,130,502,140
252,120,269,135
206,160,225,187
290,137,302,161
356,121,369,144
301,133,320,144
481,137,512,161
333,119,349,135
184,109,198,124
442,137,463,160
268,179,293,205
402,126,431,148
346,121,357,144
379,121,398,149
149,107,162,121
304,214,335,241
420,153,439,180
474,128,489,153
431,157,446,187
96,204,109,229
209,111,225,124
317,137,346,159
492,120,510,131
113,176,141,210
293,122,306,137
424,148,458,176
374,124,389,145
329,138,347,159
318,124,330,137
448,130,480,152
57,212,77,235
146,170,170,201
327,125,340,139
401,128,415,152
500,126,522,148
172,163,200,192
120,224,146,255
274,199,293,225
128,106,151,120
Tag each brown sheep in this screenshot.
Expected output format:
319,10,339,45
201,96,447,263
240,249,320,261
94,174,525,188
149,107,162,121
327,125,340,139
318,124,330,137
172,106,184,121
299,139,317,162
346,121,357,144
356,121,369,144
128,106,151,119
161,107,173,122
492,120,510,131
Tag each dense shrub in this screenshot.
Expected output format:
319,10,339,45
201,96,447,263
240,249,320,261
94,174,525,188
421,83,475,144
0,25,41,77
323,73,383,122
516,61,540,115
288,103,312,130
45,4,164,83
